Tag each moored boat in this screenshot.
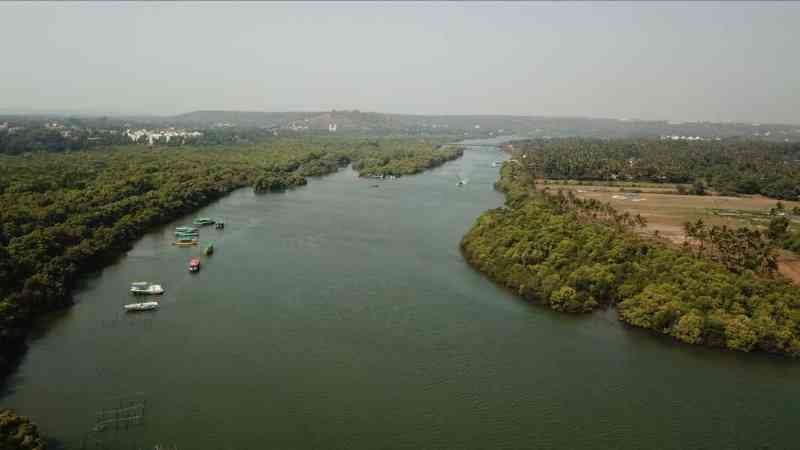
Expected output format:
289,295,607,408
204,243,214,256
124,301,159,312
172,241,198,247
193,218,216,226
130,283,164,295
215,222,225,230
189,258,201,273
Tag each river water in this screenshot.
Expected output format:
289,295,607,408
3,139,800,449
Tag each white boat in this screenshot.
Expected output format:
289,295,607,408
492,161,501,167
130,283,164,295
124,301,159,312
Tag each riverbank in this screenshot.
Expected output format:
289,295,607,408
5,146,800,449
0,138,463,445
0,146,487,449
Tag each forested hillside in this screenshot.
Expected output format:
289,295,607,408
0,138,461,379
461,161,800,356
514,138,800,200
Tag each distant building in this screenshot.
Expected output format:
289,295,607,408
662,135,707,142
125,128,202,145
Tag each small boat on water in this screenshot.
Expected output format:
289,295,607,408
172,239,198,247
124,301,159,312
193,218,216,226
175,230,199,237
457,180,466,186
204,243,214,256
130,282,164,295
215,222,225,230
492,161,502,168
175,226,199,233
189,258,201,273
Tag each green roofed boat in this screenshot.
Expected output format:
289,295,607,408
193,218,216,226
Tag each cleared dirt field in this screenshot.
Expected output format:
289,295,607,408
546,182,800,284
539,178,680,194
778,252,800,284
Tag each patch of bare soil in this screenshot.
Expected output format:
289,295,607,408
569,188,800,286
778,253,800,285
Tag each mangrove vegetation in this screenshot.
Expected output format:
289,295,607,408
0,409,45,450
0,137,462,380
461,160,800,356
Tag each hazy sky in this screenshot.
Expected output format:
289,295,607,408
1,2,798,123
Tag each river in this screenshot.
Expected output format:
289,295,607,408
3,139,800,449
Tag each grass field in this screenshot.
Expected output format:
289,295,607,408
542,181,800,283
540,178,680,194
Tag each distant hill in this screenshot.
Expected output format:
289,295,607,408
165,110,800,141
170,111,310,128
170,110,567,132
3,109,799,141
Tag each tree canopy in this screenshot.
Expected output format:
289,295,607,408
513,137,800,200
0,137,461,379
461,159,800,356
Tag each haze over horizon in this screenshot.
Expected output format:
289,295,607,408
1,2,798,124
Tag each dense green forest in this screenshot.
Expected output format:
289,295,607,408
461,161,800,356
0,122,286,155
351,145,462,177
0,409,45,450
0,138,461,380
761,203,800,253
0,126,130,155
513,138,800,200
